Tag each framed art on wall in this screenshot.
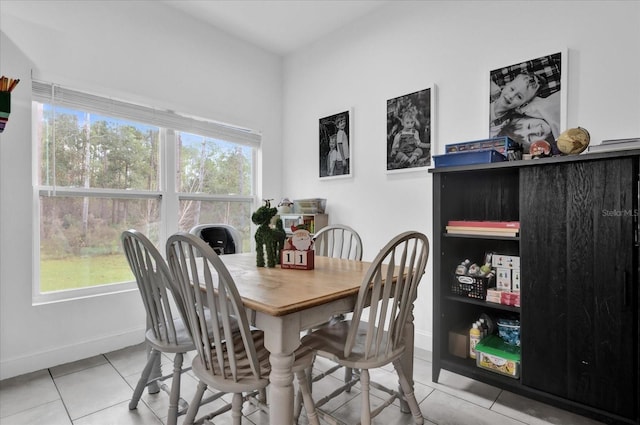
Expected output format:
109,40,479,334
319,110,352,179
386,86,434,173
489,50,567,155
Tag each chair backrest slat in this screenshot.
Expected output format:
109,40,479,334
344,231,429,360
166,232,264,382
313,224,363,261
121,230,182,346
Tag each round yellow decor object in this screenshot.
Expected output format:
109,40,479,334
556,127,591,155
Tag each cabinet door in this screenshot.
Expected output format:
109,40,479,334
520,157,637,419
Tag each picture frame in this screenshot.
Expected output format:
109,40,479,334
319,109,352,179
488,50,567,155
386,85,435,173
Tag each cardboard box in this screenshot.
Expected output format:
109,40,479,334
448,328,469,359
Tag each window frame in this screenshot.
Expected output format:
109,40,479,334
32,81,260,304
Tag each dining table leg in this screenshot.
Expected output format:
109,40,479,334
257,313,300,425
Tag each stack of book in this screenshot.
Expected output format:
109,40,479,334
446,220,520,237
587,137,640,153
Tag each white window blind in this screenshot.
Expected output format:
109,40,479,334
32,80,261,147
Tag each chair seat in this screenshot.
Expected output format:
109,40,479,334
301,321,406,369
192,329,314,394
146,318,195,353
146,308,240,354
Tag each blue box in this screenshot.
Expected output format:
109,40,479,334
434,149,507,168
445,136,517,155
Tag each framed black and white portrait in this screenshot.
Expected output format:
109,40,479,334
489,51,567,155
319,110,352,179
386,86,434,173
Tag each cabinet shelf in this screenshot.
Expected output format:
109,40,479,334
444,295,520,313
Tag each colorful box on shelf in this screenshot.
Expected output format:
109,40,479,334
500,291,520,307
486,289,502,304
434,136,523,168
485,289,520,306
492,254,520,269
496,268,512,291
475,335,521,379
434,149,507,168
445,136,518,156
512,270,521,291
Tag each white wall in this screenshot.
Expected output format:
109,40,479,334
281,1,640,351
2,0,639,380
0,1,283,379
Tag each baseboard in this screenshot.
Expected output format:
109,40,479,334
414,328,432,352
1,326,433,380
0,326,145,380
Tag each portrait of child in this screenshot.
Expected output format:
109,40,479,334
386,87,433,172
489,52,563,153
319,110,351,178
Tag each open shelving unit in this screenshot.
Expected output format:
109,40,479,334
430,150,640,425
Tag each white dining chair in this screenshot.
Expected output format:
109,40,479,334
313,224,363,261
301,231,430,425
166,232,320,425
121,229,226,425
307,224,364,388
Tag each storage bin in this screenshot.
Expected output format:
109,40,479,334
475,335,521,379
451,273,494,300
293,198,327,214
433,149,507,168
497,318,520,346
445,136,516,155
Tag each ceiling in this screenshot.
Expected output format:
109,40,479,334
161,0,389,56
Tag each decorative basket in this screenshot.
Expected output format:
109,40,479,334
451,273,494,300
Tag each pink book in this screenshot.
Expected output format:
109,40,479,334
447,220,520,229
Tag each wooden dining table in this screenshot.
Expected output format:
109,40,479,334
214,252,417,425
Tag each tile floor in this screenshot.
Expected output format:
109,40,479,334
0,343,605,425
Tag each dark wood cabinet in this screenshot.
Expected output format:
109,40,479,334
430,151,639,425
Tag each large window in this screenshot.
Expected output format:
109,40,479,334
33,82,259,303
